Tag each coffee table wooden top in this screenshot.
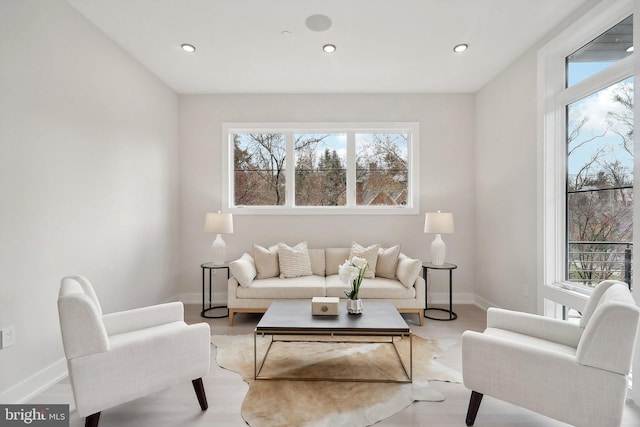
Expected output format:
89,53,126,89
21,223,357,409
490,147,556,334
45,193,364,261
256,301,410,334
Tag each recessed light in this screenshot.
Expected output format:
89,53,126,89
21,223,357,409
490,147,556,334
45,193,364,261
323,44,336,53
181,43,196,53
453,43,468,53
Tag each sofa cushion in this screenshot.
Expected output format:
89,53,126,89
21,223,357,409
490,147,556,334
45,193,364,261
396,253,421,288
236,275,326,299
376,245,401,279
325,248,351,276
308,249,326,276
228,253,256,287
253,244,279,279
349,242,379,279
278,241,313,278
325,275,416,299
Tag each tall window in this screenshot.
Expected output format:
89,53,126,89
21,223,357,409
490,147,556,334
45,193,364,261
565,17,634,290
222,123,419,214
541,1,635,315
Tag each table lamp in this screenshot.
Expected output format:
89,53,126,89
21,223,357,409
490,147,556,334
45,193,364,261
204,211,234,265
424,211,454,265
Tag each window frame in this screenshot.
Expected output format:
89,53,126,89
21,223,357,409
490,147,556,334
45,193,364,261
538,0,635,314
221,122,420,215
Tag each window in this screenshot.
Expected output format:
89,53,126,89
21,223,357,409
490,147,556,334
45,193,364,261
566,15,633,87
222,123,419,214
540,1,635,313
295,133,346,206
566,77,633,288
541,3,640,401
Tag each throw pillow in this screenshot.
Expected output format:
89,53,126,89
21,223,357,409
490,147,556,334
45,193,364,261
278,241,313,278
376,245,401,279
396,253,421,288
252,244,279,279
229,253,256,287
349,241,379,279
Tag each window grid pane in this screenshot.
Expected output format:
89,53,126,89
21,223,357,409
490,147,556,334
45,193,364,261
566,15,633,88
233,133,286,206
565,77,634,288
355,133,409,206
294,134,347,206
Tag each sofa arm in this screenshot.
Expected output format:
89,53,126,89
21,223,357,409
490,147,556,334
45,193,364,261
227,276,240,307
103,302,184,336
414,275,426,308
487,307,583,348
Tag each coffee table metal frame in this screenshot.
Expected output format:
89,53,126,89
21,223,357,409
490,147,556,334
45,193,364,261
254,301,412,383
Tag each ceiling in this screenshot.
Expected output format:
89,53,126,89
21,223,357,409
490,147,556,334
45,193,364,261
66,0,590,94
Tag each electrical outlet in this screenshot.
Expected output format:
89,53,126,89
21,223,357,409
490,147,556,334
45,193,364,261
1,326,15,349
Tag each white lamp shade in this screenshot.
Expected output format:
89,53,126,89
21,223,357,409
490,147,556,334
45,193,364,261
204,212,234,234
424,211,454,234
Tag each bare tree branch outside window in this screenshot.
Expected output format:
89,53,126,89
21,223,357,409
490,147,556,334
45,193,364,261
566,78,634,287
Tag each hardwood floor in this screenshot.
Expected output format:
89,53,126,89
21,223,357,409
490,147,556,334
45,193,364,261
31,304,640,426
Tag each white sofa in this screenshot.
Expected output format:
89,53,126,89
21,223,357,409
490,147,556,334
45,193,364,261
227,242,425,326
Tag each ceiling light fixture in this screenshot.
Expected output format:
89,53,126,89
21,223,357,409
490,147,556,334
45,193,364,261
323,44,336,53
627,45,634,53
181,43,196,53
453,43,468,53
306,14,332,32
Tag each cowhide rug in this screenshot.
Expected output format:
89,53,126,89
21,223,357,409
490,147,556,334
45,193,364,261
211,334,462,427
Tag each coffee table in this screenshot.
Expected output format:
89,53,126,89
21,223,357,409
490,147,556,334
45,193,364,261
254,300,412,383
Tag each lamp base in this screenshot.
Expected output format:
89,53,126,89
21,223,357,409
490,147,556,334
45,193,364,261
431,234,446,266
211,234,227,265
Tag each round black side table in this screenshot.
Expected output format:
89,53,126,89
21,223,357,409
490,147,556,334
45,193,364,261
201,262,230,318
423,262,458,321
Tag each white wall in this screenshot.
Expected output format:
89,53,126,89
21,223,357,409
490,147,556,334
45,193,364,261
178,94,476,306
474,50,539,312
473,0,601,313
0,0,179,401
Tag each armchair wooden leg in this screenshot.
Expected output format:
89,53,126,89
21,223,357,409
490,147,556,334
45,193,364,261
192,378,208,410
85,412,101,427
466,391,483,426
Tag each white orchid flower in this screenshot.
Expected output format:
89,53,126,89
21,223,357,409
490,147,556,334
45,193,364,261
351,256,368,270
338,260,359,284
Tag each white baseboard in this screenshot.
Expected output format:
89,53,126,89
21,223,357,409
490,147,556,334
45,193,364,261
473,294,497,311
426,292,475,305
175,292,226,306
0,358,68,404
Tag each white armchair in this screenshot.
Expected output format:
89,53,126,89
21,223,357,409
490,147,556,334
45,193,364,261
462,280,640,427
57,276,211,427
